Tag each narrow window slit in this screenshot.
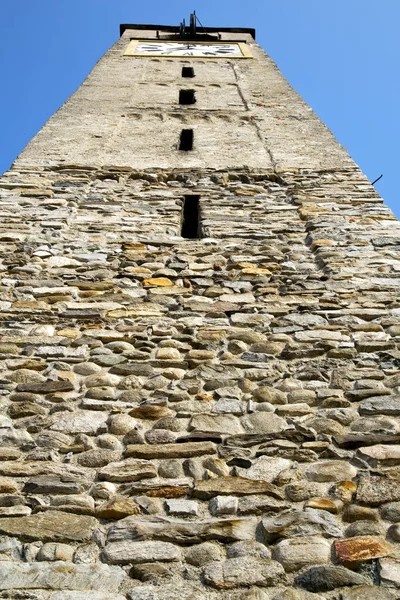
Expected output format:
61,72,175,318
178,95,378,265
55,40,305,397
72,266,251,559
181,195,201,239
179,89,196,105
182,66,195,78
179,129,194,151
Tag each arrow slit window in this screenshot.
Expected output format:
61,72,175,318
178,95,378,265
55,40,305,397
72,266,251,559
182,67,195,78
179,90,196,105
179,129,194,151
181,196,201,239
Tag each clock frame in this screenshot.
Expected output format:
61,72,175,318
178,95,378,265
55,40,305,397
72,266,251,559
124,40,253,59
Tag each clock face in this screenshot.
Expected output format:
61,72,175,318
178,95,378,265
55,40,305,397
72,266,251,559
125,41,252,59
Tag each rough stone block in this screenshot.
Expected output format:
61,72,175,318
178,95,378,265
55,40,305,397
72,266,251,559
103,540,181,564
203,557,285,589
272,536,331,572
0,561,125,591
209,495,238,516
334,536,393,564
0,511,97,542
107,515,257,544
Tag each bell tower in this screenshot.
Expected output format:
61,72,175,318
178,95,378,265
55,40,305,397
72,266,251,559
1,14,400,599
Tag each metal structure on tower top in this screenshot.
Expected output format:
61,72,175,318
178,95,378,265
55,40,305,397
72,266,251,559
179,11,211,39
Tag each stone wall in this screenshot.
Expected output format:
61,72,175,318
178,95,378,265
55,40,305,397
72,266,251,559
0,163,400,599
15,29,354,172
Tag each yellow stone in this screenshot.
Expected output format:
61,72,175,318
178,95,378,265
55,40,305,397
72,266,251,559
124,266,152,275
107,307,162,318
196,393,213,402
234,188,256,196
332,480,358,503
79,291,104,298
299,205,330,216
73,281,114,291
0,344,19,354
96,497,140,520
311,239,335,248
20,188,53,198
12,301,48,309
41,295,71,305
368,214,397,221
242,268,271,275
305,497,341,513
57,329,81,339
57,371,77,385
0,477,18,494
6,359,46,371
129,405,173,419
122,243,146,251
143,277,173,287
148,286,191,295
197,329,227,343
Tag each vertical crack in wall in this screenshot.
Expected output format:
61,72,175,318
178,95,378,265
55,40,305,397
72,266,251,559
230,63,278,171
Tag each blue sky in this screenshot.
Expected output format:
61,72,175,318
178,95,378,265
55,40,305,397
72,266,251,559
1,1,399,215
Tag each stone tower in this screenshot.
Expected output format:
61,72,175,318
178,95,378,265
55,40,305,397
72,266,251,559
0,17,400,600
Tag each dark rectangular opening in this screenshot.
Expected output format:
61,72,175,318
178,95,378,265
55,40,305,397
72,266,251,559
182,66,195,78
181,195,201,239
179,129,194,151
179,89,196,105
